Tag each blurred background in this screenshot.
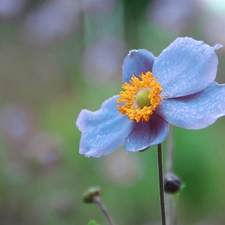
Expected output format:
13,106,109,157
0,0,225,224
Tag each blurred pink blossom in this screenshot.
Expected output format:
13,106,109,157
51,193,75,216
0,0,26,18
82,0,118,14
82,37,125,82
22,0,81,44
0,104,35,144
99,151,143,186
148,0,199,34
203,16,225,47
25,131,63,168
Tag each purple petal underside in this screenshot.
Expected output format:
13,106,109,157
156,82,225,129
122,49,155,83
76,95,135,158
125,113,169,152
153,37,222,98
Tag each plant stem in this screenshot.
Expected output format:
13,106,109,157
166,125,174,225
165,125,179,225
166,125,174,173
165,195,172,225
93,196,116,225
172,197,178,225
157,143,166,225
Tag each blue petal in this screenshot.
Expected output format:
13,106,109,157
156,82,225,129
76,95,136,158
122,49,155,83
125,114,169,152
153,37,222,98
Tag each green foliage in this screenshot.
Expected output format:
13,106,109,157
88,220,100,225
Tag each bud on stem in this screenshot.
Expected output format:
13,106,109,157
164,173,182,194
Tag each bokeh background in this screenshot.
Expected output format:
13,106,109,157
0,0,225,224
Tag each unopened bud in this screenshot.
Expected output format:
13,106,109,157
83,186,101,203
164,173,182,194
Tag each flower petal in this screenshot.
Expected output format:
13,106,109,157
122,49,155,83
156,82,225,129
76,95,136,158
153,37,222,98
125,114,169,152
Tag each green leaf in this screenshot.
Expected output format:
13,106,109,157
88,220,100,225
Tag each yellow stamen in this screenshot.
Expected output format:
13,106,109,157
117,71,163,122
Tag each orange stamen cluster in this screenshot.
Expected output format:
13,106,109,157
117,71,163,122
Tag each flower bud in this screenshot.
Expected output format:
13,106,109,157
83,186,101,203
164,173,182,194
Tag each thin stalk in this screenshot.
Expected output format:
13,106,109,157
165,195,172,225
165,125,174,225
172,197,179,225
157,143,166,225
166,125,174,173
93,196,116,225
165,125,179,225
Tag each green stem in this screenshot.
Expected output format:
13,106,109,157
93,196,116,225
157,143,166,225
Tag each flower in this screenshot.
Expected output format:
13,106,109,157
76,37,225,158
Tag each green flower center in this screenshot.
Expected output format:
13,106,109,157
136,89,151,109
117,71,163,122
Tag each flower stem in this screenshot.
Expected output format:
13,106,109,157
172,197,179,225
166,125,173,225
157,143,166,225
165,195,172,225
166,125,174,173
93,196,116,225
165,125,179,225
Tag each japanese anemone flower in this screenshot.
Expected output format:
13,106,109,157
76,37,225,158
